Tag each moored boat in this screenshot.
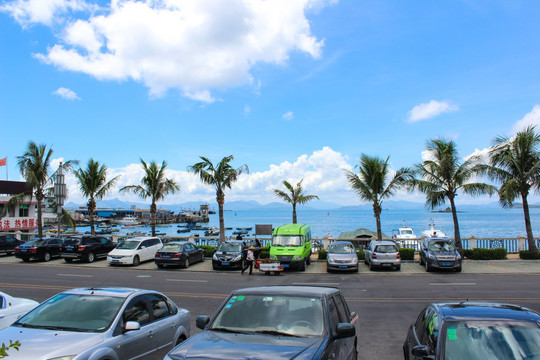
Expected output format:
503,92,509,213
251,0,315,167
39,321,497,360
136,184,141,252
421,219,448,239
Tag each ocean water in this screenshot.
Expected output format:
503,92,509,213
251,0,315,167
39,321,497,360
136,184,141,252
77,207,540,240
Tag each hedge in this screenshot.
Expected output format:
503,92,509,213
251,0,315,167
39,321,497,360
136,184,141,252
260,246,270,259
463,248,507,260
199,245,216,258
519,250,540,260
399,248,415,261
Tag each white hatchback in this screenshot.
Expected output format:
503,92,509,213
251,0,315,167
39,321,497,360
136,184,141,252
108,237,163,266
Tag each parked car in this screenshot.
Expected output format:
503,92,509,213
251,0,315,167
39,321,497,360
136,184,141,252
14,237,63,262
419,237,462,272
0,291,39,330
364,240,401,271
212,241,244,270
61,235,116,263
155,241,205,268
403,302,540,359
165,285,358,360
0,287,190,359
108,236,163,266
0,234,24,256
326,241,359,272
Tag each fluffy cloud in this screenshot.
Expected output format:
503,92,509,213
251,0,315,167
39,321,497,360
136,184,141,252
512,105,540,134
3,0,328,102
282,111,294,121
407,100,459,123
52,87,80,100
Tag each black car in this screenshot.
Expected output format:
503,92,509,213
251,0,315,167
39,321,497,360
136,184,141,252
165,286,358,360
212,242,244,270
61,235,116,263
15,237,63,262
0,234,24,256
155,241,205,268
403,302,540,359
419,238,462,272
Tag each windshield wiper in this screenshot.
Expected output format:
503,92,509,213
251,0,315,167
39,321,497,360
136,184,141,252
210,327,251,334
14,323,92,332
254,329,304,337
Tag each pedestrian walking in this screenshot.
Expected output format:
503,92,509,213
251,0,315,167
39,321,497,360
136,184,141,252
241,246,256,275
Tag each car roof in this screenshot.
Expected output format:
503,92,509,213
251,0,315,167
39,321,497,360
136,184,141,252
329,241,354,246
231,285,340,298
123,236,160,242
62,287,148,298
427,238,452,242
434,302,540,322
371,240,397,246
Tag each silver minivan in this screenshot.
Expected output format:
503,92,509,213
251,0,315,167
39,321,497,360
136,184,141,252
364,240,401,271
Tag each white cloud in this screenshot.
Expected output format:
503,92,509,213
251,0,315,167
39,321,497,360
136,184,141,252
407,100,459,123
244,105,251,118
512,105,540,134
7,0,328,102
282,111,294,121
52,87,80,100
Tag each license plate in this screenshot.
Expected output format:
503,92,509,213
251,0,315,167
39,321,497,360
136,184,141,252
66,247,73,251
221,262,230,266
382,263,392,266
111,260,119,263
441,262,452,266
162,255,170,258
339,265,348,269
282,263,289,268
21,249,27,252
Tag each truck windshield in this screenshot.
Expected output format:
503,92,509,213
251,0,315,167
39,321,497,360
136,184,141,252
272,235,303,247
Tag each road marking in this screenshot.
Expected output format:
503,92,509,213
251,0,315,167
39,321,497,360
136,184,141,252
57,274,93,278
293,282,340,286
166,279,208,283
136,275,152,278
429,283,476,286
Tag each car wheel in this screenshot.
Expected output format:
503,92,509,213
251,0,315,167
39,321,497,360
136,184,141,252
64,258,73,263
184,258,190,268
176,335,187,346
306,256,311,265
157,264,165,269
395,264,401,271
419,256,424,266
300,260,306,271
369,261,375,271
43,252,51,262
132,255,140,266
201,254,205,262
86,251,95,263
425,260,432,272
455,264,462,272
212,264,219,270
22,257,30,262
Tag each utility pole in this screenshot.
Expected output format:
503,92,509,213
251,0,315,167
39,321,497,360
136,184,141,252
54,163,66,236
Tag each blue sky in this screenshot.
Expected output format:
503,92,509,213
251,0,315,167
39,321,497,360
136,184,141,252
1,0,540,207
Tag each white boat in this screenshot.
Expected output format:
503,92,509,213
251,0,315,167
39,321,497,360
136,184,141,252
421,219,447,239
393,222,418,249
115,215,140,226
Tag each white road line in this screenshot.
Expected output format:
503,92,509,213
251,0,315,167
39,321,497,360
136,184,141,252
57,274,93,278
166,279,208,283
293,282,340,286
429,283,476,286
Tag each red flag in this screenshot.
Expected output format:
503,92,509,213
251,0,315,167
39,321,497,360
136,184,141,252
0,158,6,166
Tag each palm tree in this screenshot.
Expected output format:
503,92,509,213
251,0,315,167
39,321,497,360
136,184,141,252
476,126,540,255
345,154,413,240
120,159,179,236
408,139,496,253
17,141,77,238
74,159,120,235
273,179,319,223
189,155,249,243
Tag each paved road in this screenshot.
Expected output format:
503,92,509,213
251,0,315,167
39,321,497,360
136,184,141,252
1,256,540,359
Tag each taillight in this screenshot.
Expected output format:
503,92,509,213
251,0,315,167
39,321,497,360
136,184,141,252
29,247,37,253
15,246,20,251
173,254,182,258
78,246,86,251
155,253,160,258
396,253,401,259
371,253,377,259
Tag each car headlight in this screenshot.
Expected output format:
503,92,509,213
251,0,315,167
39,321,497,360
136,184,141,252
327,256,334,262
269,255,277,260
212,253,219,260
48,356,76,360
429,254,436,260
293,255,303,260
456,253,461,260
233,255,242,262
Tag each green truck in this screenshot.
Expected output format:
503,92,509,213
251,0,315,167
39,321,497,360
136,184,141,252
269,223,312,271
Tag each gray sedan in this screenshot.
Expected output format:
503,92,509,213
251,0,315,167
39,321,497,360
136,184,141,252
0,287,190,360
326,241,359,272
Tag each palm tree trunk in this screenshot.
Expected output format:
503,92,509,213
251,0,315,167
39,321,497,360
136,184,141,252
89,200,95,236
292,204,297,224
151,202,156,237
521,193,538,255
373,201,382,240
449,196,463,254
217,190,225,243
36,195,43,239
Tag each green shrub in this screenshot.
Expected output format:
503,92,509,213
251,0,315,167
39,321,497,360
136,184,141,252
464,248,507,260
356,250,364,260
199,245,216,258
519,250,540,260
318,249,327,260
260,246,270,259
399,248,415,261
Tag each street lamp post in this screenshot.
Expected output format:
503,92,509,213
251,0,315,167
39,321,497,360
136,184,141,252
54,162,66,236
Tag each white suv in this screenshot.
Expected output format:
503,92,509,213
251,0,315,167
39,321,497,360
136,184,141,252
108,237,163,266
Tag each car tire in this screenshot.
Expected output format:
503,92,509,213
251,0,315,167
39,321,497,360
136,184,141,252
300,260,306,271
64,258,73,263
22,257,30,262
395,264,401,271
419,256,424,265
455,264,462,272
43,252,51,262
157,264,165,269
306,256,311,265
86,252,95,263
184,258,190,268
201,254,205,262
369,261,375,271
212,264,219,270
425,260,432,272
132,255,140,266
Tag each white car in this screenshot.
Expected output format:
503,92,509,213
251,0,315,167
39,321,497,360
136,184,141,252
108,237,163,266
0,291,39,330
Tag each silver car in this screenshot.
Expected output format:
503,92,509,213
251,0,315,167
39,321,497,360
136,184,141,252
326,241,359,272
0,287,190,360
364,240,401,271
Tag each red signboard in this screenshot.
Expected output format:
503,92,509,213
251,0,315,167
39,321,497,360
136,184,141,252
0,218,37,231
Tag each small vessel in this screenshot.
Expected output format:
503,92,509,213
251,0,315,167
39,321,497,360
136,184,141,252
204,227,220,236
421,219,448,239
115,215,140,226
177,227,191,233
393,222,418,250
236,227,253,231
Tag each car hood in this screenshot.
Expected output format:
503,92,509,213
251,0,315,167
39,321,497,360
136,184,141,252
167,330,324,360
327,254,357,261
108,248,137,256
216,251,242,256
0,326,104,359
430,250,457,256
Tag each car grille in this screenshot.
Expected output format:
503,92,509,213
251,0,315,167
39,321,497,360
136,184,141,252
217,255,237,261
334,259,351,264
277,255,294,261
109,255,124,260
437,256,455,261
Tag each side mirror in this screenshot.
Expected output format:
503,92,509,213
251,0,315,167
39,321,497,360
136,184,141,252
140,246,146,249
196,315,210,330
124,321,141,333
335,322,355,339
412,345,434,359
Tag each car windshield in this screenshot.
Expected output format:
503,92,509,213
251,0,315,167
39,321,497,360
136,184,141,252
210,294,324,337
428,241,455,252
374,245,398,253
272,235,303,247
63,238,80,246
116,241,140,250
444,320,540,360
14,293,125,332
218,243,242,252
162,244,183,252
328,244,355,254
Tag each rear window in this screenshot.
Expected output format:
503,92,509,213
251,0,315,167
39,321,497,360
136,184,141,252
63,238,81,246
374,245,398,253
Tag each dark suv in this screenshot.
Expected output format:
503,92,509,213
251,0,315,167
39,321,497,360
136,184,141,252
15,237,63,262
61,235,116,263
0,234,24,256
419,238,462,272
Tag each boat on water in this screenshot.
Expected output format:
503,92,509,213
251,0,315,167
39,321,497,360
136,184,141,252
393,222,418,250
204,227,220,236
421,219,448,239
126,231,146,237
115,215,140,226
236,227,253,231
177,228,191,233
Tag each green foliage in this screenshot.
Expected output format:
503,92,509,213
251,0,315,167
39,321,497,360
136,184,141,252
259,246,270,259
519,250,540,260
318,249,327,260
199,245,216,258
463,248,507,260
399,248,415,260
356,250,365,259
0,340,21,358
